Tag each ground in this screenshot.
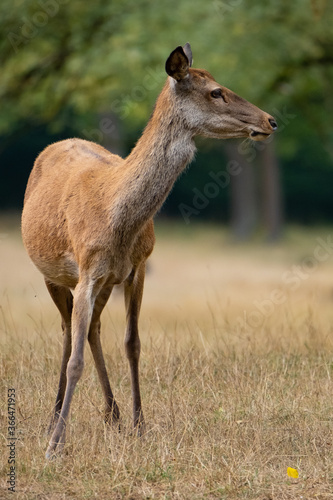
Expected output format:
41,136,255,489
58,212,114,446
1,214,333,499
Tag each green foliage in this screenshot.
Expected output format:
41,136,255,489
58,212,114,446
1,0,332,135
0,0,332,220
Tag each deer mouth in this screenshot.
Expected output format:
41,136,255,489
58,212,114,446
250,130,271,141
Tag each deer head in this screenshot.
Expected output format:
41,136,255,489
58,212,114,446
165,43,277,141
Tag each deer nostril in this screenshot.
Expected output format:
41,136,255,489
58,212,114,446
269,118,278,130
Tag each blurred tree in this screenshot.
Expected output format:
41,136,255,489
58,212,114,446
261,141,283,241
225,142,258,241
1,0,332,137
0,0,332,227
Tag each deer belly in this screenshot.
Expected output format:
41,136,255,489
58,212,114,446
32,252,79,289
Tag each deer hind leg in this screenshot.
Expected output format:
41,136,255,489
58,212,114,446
46,276,98,459
124,262,146,432
45,280,73,434
88,285,120,425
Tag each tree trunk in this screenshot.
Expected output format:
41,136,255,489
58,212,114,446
260,140,283,241
225,141,258,241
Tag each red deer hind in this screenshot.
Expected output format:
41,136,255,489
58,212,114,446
21,43,277,458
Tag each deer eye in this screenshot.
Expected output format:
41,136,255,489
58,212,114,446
211,89,223,99
210,88,228,103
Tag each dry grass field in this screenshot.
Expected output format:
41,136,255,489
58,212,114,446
1,213,333,499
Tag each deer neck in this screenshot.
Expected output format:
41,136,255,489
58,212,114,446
111,82,196,237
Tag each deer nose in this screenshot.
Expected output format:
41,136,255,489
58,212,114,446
268,117,278,131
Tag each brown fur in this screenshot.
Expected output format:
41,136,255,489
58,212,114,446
21,44,276,458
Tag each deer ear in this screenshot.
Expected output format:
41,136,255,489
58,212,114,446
183,43,192,67
165,45,190,81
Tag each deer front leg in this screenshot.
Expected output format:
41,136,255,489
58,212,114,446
45,277,96,459
124,262,146,432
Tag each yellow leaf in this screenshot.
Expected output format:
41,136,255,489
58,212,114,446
287,467,299,478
